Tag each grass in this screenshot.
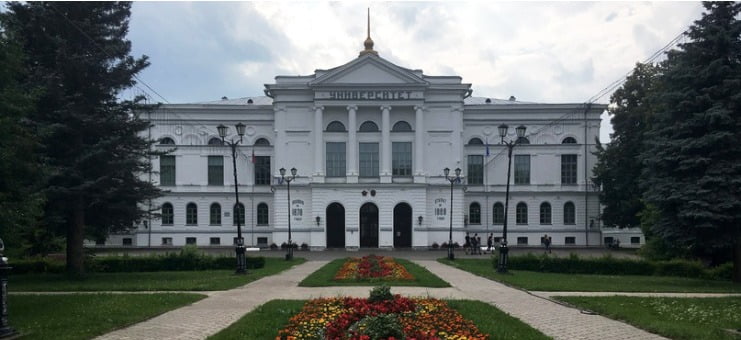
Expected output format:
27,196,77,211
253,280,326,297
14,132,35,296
298,258,450,287
9,293,205,340
439,258,741,293
209,299,548,340
10,257,306,291
555,296,741,340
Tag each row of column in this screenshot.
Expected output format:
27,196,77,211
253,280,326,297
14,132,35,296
313,105,426,178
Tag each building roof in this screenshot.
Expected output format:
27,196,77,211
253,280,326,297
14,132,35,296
464,96,538,105
191,96,274,105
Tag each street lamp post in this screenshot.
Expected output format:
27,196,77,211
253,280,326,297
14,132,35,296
0,238,17,338
497,124,526,273
217,123,248,275
280,167,297,260
444,167,462,260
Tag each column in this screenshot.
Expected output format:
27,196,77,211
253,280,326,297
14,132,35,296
313,106,324,177
381,105,391,182
347,105,358,179
452,107,463,166
414,105,425,176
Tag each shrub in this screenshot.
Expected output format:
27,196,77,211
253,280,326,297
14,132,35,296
705,262,733,280
269,243,278,250
453,242,461,248
9,258,65,274
368,285,394,303
431,242,439,249
300,243,309,250
353,314,404,340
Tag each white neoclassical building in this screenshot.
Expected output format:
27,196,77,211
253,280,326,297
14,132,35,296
104,35,644,250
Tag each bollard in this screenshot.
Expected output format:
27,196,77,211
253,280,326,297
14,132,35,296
0,238,17,338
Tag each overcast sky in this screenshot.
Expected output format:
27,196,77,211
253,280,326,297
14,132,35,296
126,1,705,142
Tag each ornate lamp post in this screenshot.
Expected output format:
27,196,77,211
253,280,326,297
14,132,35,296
444,167,461,260
496,124,526,273
0,238,17,338
279,167,297,260
217,123,248,274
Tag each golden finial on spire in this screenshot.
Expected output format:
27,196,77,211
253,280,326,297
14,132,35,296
359,8,378,56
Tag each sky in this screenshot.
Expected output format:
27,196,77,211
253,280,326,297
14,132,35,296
125,1,705,142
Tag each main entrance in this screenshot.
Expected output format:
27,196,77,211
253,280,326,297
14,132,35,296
326,203,345,248
359,203,379,248
393,203,412,248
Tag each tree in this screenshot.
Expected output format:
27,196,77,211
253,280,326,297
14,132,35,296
592,62,659,229
3,2,163,274
640,2,741,281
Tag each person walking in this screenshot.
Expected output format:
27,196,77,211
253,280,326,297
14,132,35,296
544,234,552,254
471,234,479,255
476,234,482,255
464,233,471,255
487,233,493,253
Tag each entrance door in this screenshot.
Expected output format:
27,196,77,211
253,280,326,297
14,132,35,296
359,203,379,248
393,203,412,248
326,203,345,248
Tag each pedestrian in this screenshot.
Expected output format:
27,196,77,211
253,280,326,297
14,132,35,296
544,234,552,254
470,234,478,255
487,233,493,253
464,233,471,255
476,234,482,255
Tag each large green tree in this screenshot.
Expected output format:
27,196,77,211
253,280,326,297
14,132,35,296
593,62,659,229
640,2,741,281
3,2,162,274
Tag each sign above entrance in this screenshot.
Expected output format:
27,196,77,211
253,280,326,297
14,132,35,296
316,90,423,101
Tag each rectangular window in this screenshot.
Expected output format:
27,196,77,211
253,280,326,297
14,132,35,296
208,156,224,186
209,237,220,245
326,142,346,177
160,155,175,186
561,154,577,185
514,155,530,184
392,142,412,176
186,237,197,245
95,239,105,246
257,237,268,246
123,238,132,246
517,237,528,245
467,155,483,185
359,143,379,177
254,156,271,185
565,237,576,245
161,237,173,246
604,237,614,245
631,237,641,244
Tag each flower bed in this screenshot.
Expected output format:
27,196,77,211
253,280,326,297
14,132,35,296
334,255,415,281
276,294,488,339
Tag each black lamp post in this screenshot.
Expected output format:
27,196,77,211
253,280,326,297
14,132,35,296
280,167,297,260
217,123,248,275
444,167,462,260
496,124,526,273
0,238,16,338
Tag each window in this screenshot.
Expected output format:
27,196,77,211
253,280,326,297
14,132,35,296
257,237,268,246
160,155,175,186
359,121,379,132
233,203,245,226
208,137,222,145
517,237,528,245
210,203,221,225
161,203,174,225
326,142,346,177
326,121,346,132
186,237,196,245
392,142,412,176
233,237,241,245
565,237,576,245
467,155,483,185
392,121,412,132
564,202,576,225
540,202,552,224
631,237,641,244
254,138,270,146
123,238,133,246
257,203,269,225
186,203,198,225
492,203,504,224
159,137,175,145
516,202,528,224
467,138,483,145
359,143,379,177
561,154,577,185
514,155,530,184
162,237,173,246
255,156,271,185
469,203,481,224
562,137,577,144
208,156,224,185
95,239,105,246
516,137,530,144
210,237,221,245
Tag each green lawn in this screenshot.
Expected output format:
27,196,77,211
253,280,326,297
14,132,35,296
10,257,305,291
210,299,548,340
9,293,205,340
439,258,741,292
299,258,450,287
555,296,741,340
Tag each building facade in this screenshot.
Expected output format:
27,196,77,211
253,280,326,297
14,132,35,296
104,41,644,250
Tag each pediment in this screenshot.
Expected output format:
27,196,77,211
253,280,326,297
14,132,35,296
310,54,428,87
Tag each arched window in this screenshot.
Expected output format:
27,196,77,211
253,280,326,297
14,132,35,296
492,203,504,224
233,203,245,226
161,203,174,225
564,202,576,225
392,121,412,132
208,137,222,146
516,137,530,144
159,137,175,145
516,202,528,224
359,121,379,132
210,203,221,225
326,121,346,132
468,138,484,145
257,203,269,225
254,138,270,146
469,203,481,224
562,137,577,144
186,203,198,225
540,202,552,224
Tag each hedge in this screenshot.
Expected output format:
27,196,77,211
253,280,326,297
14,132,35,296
491,253,733,280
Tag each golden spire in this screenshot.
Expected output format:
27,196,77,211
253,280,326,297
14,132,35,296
359,8,378,56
